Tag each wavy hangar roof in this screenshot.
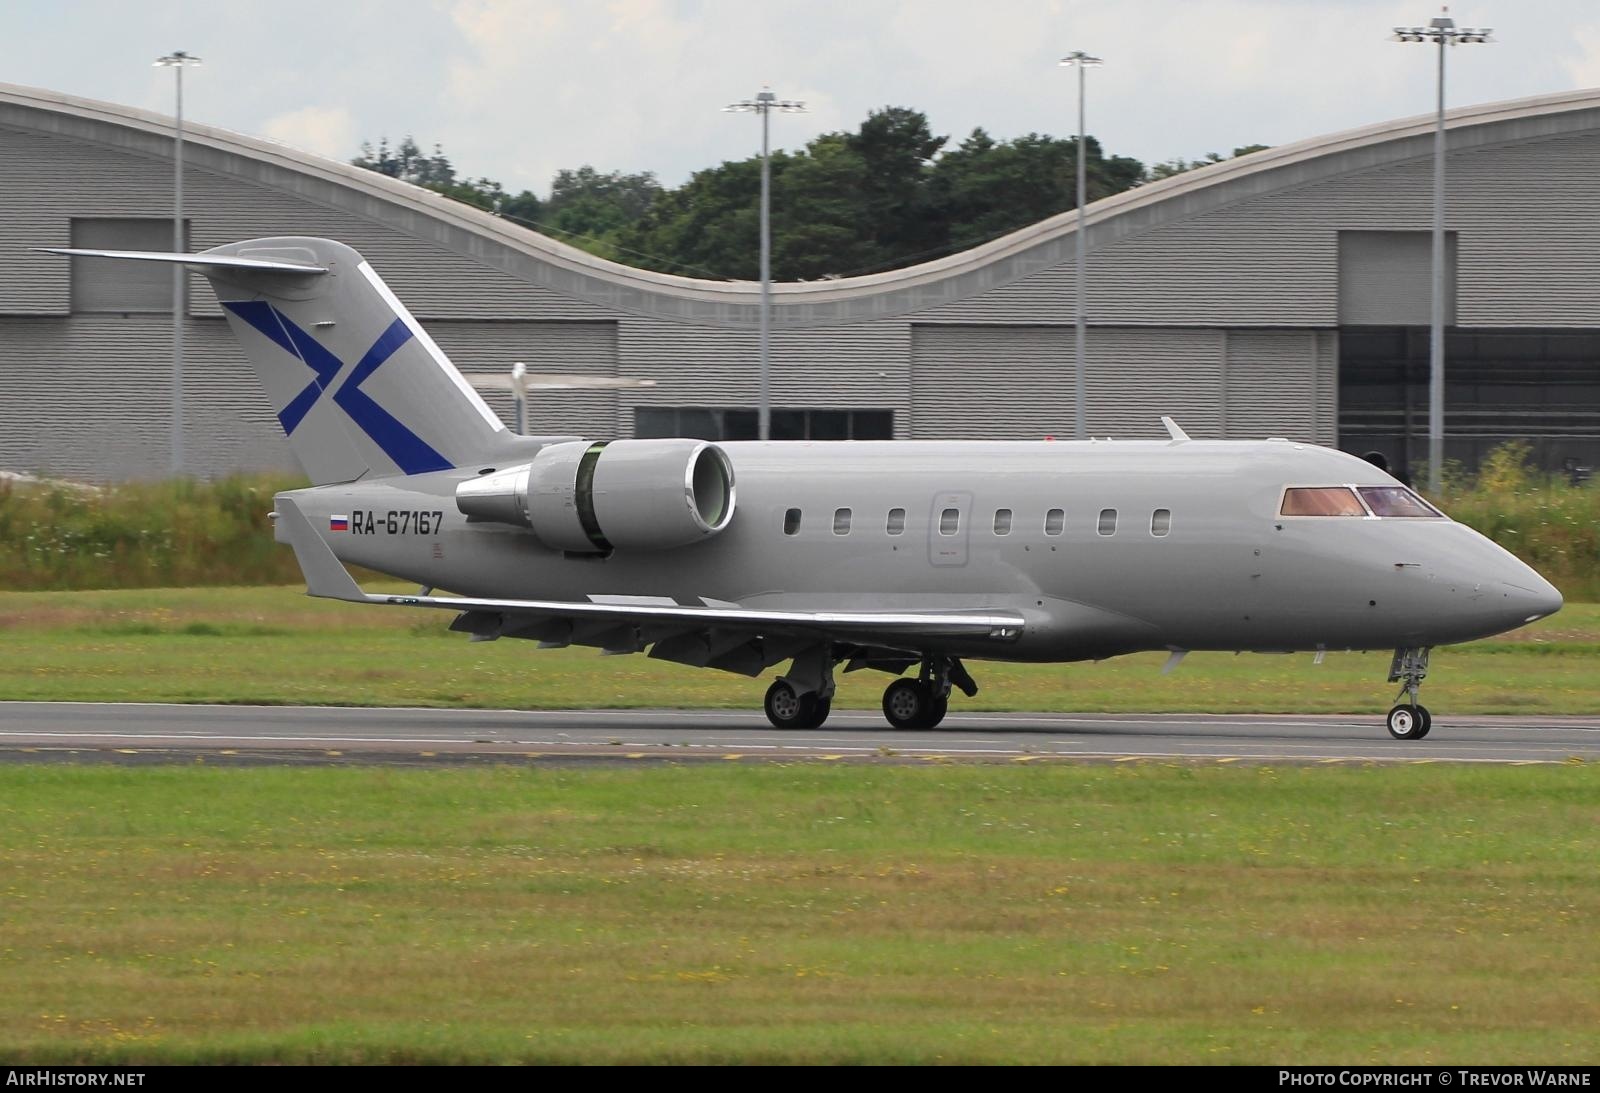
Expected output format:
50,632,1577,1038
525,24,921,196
4,81,1600,329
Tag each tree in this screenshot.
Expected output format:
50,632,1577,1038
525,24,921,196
618,108,952,279
616,156,768,278
924,128,1145,256
543,166,663,241
845,107,947,260
770,134,878,279
1144,144,1271,183
353,135,542,217
352,136,455,187
350,118,1260,281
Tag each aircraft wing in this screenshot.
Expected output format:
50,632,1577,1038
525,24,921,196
276,499,1024,672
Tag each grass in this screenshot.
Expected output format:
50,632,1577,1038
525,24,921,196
1,585,1598,713
0,763,1594,1064
0,473,306,590
1436,442,1600,601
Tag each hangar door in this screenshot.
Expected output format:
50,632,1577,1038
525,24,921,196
910,325,1225,440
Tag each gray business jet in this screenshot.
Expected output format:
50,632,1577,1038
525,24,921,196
46,238,1563,740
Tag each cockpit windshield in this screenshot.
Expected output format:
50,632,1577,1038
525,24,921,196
1279,485,1446,518
1280,487,1366,517
1357,486,1444,518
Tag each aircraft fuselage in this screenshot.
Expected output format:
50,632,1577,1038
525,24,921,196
281,437,1559,665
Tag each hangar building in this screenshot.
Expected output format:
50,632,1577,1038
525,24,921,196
2,82,1599,482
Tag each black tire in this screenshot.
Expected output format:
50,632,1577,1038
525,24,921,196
882,678,933,730
765,679,818,730
799,696,832,730
922,695,949,730
1415,705,1432,738
1386,703,1427,740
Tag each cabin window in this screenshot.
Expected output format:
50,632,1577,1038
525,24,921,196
1044,508,1065,536
833,507,852,535
1097,508,1118,536
784,508,802,535
1357,486,1444,518
886,507,906,535
1151,509,1171,537
939,508,960,535
993,508,1012,535
1280,487,1366,517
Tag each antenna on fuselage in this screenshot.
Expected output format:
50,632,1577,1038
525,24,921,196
1160,416,1190,443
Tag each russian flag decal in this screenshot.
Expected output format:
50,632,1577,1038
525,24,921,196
329,514,350,532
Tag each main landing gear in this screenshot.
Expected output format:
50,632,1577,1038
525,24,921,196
761,649,978,731
1385,646,1432,740
763,645,836,730
763,677,832,730
880,656,977,730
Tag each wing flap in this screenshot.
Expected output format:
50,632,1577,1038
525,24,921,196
275,498,1025,646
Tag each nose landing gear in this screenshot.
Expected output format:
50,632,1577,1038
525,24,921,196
1386,647,1432,740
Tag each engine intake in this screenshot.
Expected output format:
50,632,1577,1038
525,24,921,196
455,438,735,552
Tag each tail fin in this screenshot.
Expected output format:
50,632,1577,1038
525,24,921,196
48,237,508,485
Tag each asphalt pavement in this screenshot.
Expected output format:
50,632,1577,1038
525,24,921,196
0,702,1594,765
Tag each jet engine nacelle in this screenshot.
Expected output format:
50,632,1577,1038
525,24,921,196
455,438,736,552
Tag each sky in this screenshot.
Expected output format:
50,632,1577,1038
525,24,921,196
5,0,1600,198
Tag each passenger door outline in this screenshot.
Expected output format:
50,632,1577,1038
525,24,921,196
928,490,972,567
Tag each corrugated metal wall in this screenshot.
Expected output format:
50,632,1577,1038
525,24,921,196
431,321,618,439
0,316,286,479
1222,329,1337,445
1,99,1594,480
0,316,622,479
911,326,1227,440
0,125,614,322
910,326,1336,444
1338,231,1456,326
912,131,1600,330
618,318,912,438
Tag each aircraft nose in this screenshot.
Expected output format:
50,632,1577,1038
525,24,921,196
1500,576,1563,625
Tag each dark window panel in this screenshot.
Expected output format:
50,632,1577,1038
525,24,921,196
851,411,894,439
634,409,676,438
723,410,760,440
770,410,807,440
810,410,849,440
677,408,719,440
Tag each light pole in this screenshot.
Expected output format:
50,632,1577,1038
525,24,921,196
1060,51,1101,442
154,50,201,477
1392,13,1490,492
725,88,805,441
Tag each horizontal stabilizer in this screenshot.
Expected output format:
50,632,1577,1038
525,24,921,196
468,374,657,391
37,248,327,274
274,497,1025,648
